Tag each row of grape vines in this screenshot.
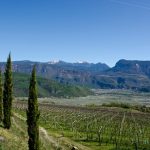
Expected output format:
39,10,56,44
13,101,150,150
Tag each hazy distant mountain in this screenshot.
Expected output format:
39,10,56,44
0,60,110,89
47,60,110,73
0,60,109,74
98,59,150,91
0,60,109,83
1,59,150,92
109,59,150,76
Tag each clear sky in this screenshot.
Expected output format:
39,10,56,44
0,0,150,67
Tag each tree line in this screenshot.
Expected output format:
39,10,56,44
0,53,40,150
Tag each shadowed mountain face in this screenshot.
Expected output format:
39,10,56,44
1,59,150,92
0,61,109,85
110,59,150,76
98,60,150,91
0,60,109,75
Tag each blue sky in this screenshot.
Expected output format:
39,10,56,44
0,0,150,67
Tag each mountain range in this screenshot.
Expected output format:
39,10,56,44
1,59,150,92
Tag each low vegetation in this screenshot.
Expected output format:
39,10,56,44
12,101,150,150
102,102,150,113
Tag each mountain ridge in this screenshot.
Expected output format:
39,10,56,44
111,59,150,75
1,59,150,92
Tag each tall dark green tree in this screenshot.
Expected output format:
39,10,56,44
0,69,3,122
27,66,40,150
3,54,13,129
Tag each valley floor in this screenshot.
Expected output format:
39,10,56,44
1,90,150,150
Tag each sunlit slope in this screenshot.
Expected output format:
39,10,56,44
12,72,92,97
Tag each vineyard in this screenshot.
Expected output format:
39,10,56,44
13,101,150,150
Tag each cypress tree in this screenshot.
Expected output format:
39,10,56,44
3,53,13,129
27,66,40,150
0,69,3,122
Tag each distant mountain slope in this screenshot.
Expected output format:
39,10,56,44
109,59,150,76
1,59,150,92
12,72,92,97
0,60,110,87
98,59,150,91
0,60,109,74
